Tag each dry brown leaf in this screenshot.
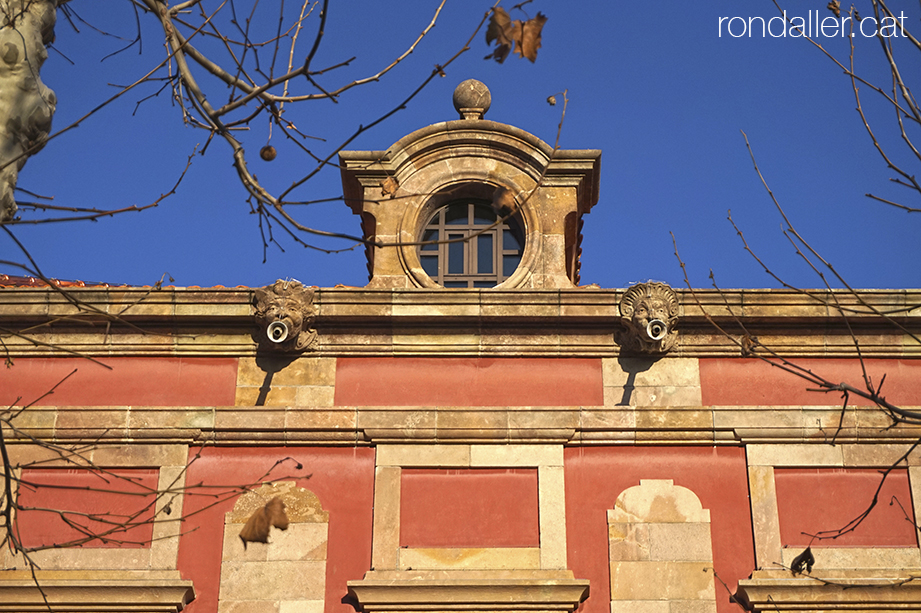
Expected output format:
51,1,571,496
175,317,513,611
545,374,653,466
517,13,547,63
485,7,548,64
238,496,289,549
485,7,514,63
492,186,517,212
827,0,841,18
380,176,399,199
486,7,513,47
740,334,758,357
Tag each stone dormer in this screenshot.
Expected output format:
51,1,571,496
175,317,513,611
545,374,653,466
339,80,601,289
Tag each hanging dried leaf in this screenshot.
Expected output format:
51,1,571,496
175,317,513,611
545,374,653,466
238,496,289,549
492,186,517,212
790,546,815,574
485,7,515,63
740,334,758,357
485,8,548,64
516,13,547,63
827,0,841,18
380,176,399,199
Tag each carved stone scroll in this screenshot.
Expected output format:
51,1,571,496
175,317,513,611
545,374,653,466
253,279,318,352
616,282,679,354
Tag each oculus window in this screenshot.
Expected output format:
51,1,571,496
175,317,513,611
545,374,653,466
419,200,525,288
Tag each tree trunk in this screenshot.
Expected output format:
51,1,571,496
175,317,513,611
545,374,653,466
0,0,57,222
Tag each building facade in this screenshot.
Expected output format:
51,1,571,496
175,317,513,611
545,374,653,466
1,81,920,613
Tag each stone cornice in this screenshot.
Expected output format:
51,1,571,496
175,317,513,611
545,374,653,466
0,287,917,358
347,570,590,613
735,569,921,612
0,570,193,612
7,405,921,448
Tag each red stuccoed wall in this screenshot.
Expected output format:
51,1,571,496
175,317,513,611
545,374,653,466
334,357,603,406
400,468,540,548
564,447,754,613
1,357,238,407
177,447,375,613
16,468,159,549
699,358,921,406
774,468,918,547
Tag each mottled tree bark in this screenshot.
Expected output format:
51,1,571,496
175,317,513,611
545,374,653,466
0,0,57,222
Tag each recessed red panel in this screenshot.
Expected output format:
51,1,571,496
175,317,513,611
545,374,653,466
16,468,158,548
0,357,238,407
400,468,539,547
775,467,917,547
335,357,603,406
564,446,754,613
176,447,375,613
700,358,921,406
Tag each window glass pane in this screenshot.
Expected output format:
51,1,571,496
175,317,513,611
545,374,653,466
418,199,525,289
503,254,521,277
477,234,494,274
445,205,468,224
504,227,523,250
448,235,465,274
421,255,438,276
473,204,495,225
421,229,438,251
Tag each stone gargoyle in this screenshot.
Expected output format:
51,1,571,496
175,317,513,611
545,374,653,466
616,282,679,354
253,279,318,352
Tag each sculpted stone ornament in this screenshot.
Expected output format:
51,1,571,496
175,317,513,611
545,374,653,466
253,279,318,352
616,282,679,354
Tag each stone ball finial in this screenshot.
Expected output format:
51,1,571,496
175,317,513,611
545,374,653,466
453,79,491,120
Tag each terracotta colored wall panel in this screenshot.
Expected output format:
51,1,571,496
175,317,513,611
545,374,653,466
400,468,539,547
16,468,158,549
699,358,921,406
564,447,754,613
335,357,603,406
775,468,917,547
0,357,238,407
177,447,375,613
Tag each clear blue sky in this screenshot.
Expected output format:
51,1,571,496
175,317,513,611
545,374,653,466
5,1,919,290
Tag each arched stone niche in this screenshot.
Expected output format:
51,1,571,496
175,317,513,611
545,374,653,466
339,84,600,289
607,479,717,613
218,481,329,613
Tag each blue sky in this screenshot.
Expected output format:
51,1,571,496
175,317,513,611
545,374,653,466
4,1,919,290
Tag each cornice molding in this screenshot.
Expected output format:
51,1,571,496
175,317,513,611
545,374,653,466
7,405,921,448
0,570,193,612
0,287,917,359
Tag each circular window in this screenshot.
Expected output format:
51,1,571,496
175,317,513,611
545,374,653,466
418,200,525,288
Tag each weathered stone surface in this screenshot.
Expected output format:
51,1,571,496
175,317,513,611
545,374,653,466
377,444,470,467
219,483,328,611
371,466,401,570
347,569,589,613
779,546,921,570
747,465,783,570
398,548,540,571
539,465,568,570
608,480,717,611
218,560,326,601
0,569,194,612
